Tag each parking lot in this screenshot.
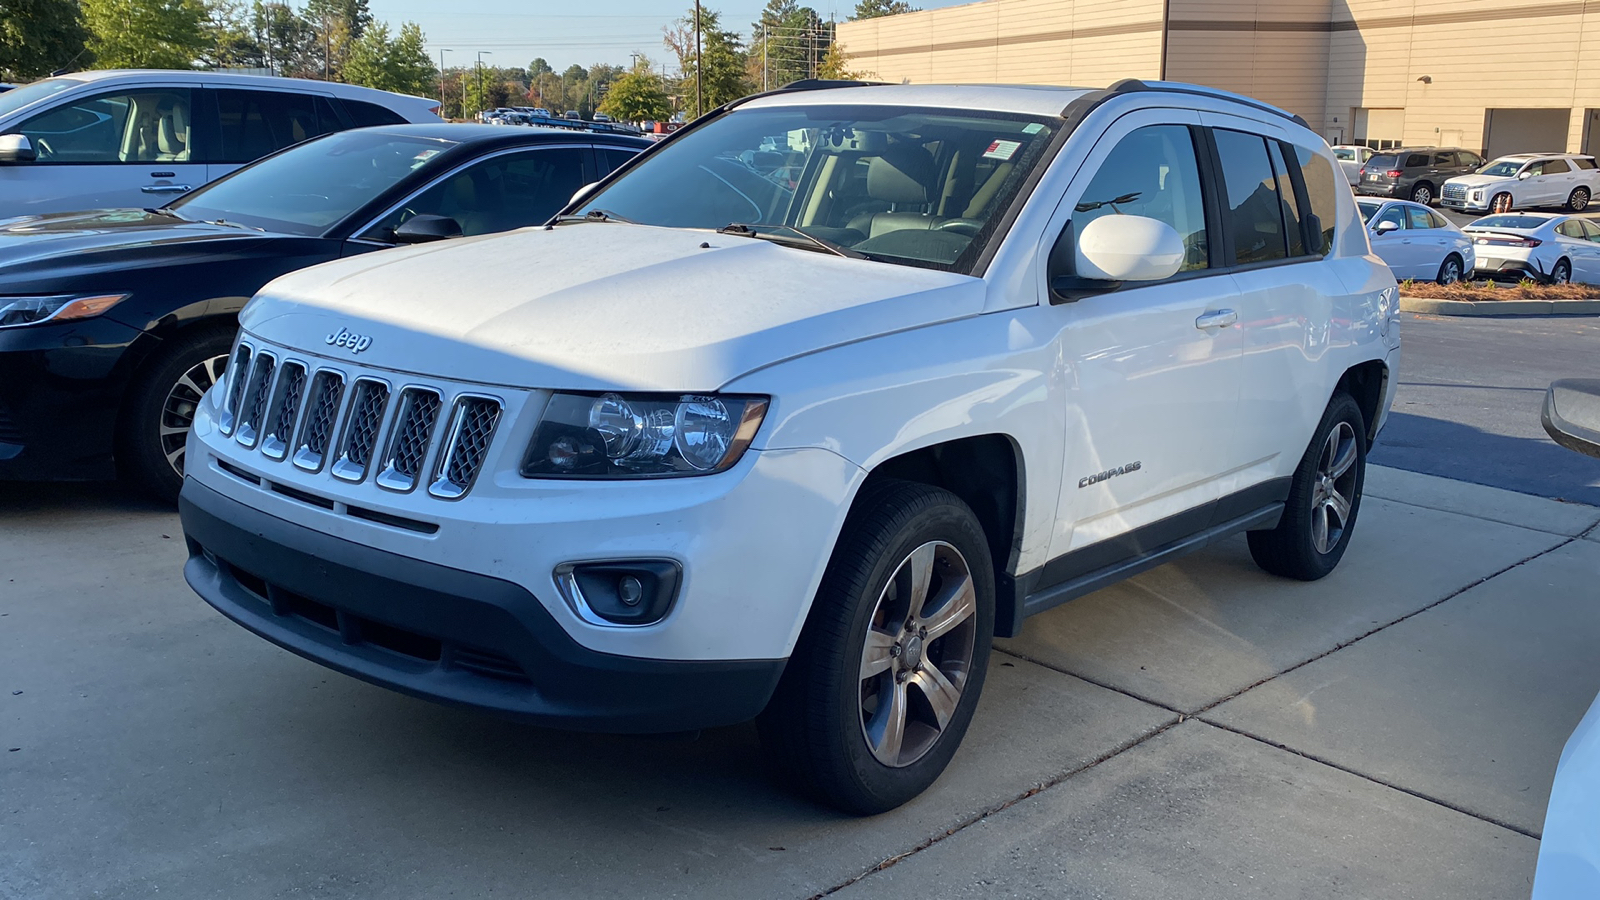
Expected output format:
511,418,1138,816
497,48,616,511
5,321,1599,898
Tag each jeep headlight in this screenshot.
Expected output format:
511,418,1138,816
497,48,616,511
0,293,128,329
522,392,768,478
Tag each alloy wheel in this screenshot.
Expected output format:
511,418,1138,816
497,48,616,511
160,354,227,477
1310,421,1358,555
1412,186,1431,205
1440,257,1461,285
1571,189,1590,211
1553,261,1572,285
858,540,979,768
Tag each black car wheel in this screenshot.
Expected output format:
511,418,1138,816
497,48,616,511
118,324,235,503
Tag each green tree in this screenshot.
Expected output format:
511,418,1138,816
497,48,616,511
528,56,551,77
199,0,264,68
251,0,318,77
663,5,748,118
750,0,828,89
345,20,435,96
599,57,669,122
0,0,90,79
81,0,208,69
850,0,915,19
816,41,867,80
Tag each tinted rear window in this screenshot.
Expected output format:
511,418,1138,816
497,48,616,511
343,99,408,127
1368,154,1397,170
1468,215,1547,230
1574,157,1597,170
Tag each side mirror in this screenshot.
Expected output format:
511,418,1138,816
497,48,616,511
1518,170,1533,180
1374,220,1401,235
392,214,462,244
0,134,36,164
568,182,601,209
1542,379,1600,459
1075,214,1185,281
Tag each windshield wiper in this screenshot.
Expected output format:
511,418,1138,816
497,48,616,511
200,218,265,232
144,207,189,221
718,223,869,260
553,208,636,225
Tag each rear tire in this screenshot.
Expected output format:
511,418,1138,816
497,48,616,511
1410,183,1434,205
758,479,995,815
1552,258,1573,285
1567,187,1590,212
1436,253,1463,285
1248,392,1367,581
117,324,235,504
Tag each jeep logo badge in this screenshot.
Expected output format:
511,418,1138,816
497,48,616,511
325,328,372,354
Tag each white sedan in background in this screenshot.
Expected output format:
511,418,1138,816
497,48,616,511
1358,198,1475,283
1461,213,1600,284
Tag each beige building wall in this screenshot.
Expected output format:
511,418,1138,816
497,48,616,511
836,0,1600,155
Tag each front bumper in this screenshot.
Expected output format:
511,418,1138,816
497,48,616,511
180,477,788,732
1440,196,1490,212
0,317,146,480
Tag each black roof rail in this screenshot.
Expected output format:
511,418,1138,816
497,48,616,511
1096,78,1311,129
779,78,889,91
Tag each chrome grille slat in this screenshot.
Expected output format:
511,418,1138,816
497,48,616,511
375,388,443,492
330,379,390,482
218,342,253,436
259,362,307,460
233,353,276,448
429,397,503,499
292,371,345,472
1443,184,1468,200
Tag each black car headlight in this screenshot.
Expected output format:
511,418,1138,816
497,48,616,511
522,392,768,478
0,293,128,329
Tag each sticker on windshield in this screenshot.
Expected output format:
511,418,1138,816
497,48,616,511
984,139,1022,161
1022,123,1045,134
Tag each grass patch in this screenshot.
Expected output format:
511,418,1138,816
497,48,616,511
1399,279,1600,301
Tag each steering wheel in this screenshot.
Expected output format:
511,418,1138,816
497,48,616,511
934,218,982,236
32,137,55,161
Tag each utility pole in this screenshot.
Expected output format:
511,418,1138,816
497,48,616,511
437,49,451,117
694,0,702,118
762,24,768,92
475,50,492,119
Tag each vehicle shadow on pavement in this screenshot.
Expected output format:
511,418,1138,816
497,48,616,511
0,479,172,516
1371,410,1600,505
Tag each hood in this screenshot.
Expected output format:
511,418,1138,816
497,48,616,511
242,223,983,392
1444,174,1510,189
0,208,281,276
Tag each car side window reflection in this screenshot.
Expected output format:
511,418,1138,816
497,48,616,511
1072,124,1210,273
1374,205,1406,230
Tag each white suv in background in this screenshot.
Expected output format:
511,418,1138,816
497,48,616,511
0,70,440,218
178,80,1399,814
1441,153,1600,214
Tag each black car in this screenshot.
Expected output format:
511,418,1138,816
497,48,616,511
0,124,648,500
1355,146,1485,206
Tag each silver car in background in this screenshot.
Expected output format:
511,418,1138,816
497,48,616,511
1461,213,1600,284
1358,198,1476,284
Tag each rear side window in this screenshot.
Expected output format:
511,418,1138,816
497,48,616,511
1432,152,1452,165
1543,159,1570,175
1072,123,1211,273
1266,141,1305,256
1429,210,1451,228
598,146,639,175
213,89,337,163
1556,221,1585,238
1406,206,1434,229
1574,157,1598,170
1213,129,1290,265
1581,219,1600,240
1406,153,1429,167
1459,151,1484,168
343,99,408,127
1292,144,1340,254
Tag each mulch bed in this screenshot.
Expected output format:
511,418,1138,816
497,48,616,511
1399,280,1600,301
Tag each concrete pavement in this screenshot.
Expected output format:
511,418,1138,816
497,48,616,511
2,468,1596,899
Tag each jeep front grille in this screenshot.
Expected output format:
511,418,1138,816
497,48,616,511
375,388,443,492
292,371,345,472
219,344,506,500
430,397,503,499
234,353,276,448
332,379,391,482
260,362,306,461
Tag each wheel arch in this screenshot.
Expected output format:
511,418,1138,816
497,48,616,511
858,434,1027,638
1337,358,1389,445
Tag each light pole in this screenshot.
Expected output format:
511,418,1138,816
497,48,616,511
475,50,492,120
694,0,702,118
437,48,451,117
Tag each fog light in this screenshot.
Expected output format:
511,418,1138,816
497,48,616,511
555,561,680,626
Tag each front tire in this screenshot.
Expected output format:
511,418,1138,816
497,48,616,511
1567,187,1590,211
1436,253,1464,285
117,325,235,503
758,479,995,815
1248,392,1367,581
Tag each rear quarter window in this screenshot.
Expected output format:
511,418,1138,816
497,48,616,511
342,99,408,127
1293,144,1340,255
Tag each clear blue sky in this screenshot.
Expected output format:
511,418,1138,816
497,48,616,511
369,0,972,73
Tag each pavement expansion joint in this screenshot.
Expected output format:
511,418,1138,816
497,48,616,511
805,717,1184,899
994,646,1188,717
1194,716,1541,840
1367,490,1600,537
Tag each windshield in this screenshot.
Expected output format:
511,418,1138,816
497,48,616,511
0,77,81,120
171,130,455,235
576,103,1060,272
1357,200,1382,223
1478,159,1525,177
1467,215,1547,230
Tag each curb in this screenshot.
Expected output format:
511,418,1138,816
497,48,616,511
1399,296,1600,317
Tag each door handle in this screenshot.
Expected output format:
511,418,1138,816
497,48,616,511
141,184,191,194
1195,309,1238,330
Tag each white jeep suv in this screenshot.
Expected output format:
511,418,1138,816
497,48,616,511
178,80,1400,814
